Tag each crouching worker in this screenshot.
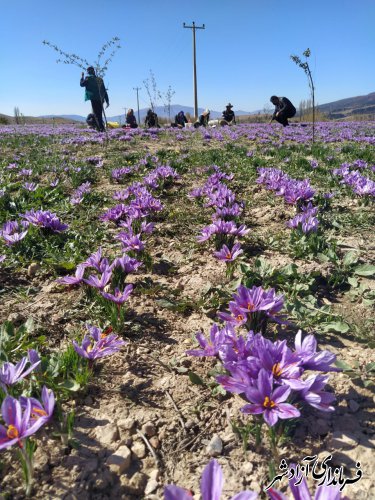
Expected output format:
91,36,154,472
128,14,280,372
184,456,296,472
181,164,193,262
144,109,160,128
86,113,97,129
194,109,210,128
126,109,138,128
172,111,188,128
269,96,296,126
220,103,236,126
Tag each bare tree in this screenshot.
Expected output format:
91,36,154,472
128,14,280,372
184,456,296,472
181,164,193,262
162,85,176,122
14,106,22,124
291,48,316,142
143,70,161,112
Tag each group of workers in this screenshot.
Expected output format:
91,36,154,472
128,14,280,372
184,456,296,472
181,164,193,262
80,67,297,132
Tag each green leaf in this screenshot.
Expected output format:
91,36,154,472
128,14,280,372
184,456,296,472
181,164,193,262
347,277,358,288
176,366,188,373
343,251,359,267
156,298,176,309
335,360,353,371
365,362,375,372
60,379,81,391
321,322,350,334
188,371,205,386
354,265,375,277
363,379,374,388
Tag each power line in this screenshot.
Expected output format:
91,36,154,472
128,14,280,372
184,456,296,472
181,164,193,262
183,21,205,119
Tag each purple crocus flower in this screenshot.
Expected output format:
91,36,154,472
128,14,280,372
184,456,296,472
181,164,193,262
2,230,28,246
101,284,133,304
0,255,6,264
20,386,55,423
298,374,336,412
257,343,304,390
235,285,284,316
214,243,243,262
0,396,47,450
83,267,112,290
0,357,41,389
164,459,257,500
21,209,68,232
293,331,338,372
72,324,126,361
110,254,142,274
57,264,86,286
218,285,284,329
216,364,258,394
241,369,300,426
186,324,229,357
116,231,145,252
23,182,38,192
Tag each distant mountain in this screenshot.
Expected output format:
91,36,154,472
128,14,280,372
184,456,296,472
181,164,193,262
317,92,375,119
40,114,86,122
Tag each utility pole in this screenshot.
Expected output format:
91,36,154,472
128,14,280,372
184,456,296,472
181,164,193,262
133,87,141,125
183,21,205,119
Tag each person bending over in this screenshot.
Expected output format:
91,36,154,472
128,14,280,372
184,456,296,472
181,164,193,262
269,96,296,127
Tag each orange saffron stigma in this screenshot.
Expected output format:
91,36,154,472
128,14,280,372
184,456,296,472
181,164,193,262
247,302,255,311
263,397,276,408
7,425,19,439
225,252,232,260
272,363,283,377
236,315,244,322
32,407,47,417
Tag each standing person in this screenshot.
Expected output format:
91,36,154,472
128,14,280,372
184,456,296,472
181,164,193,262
144,109,160,128
269,96,296,126
173,110,188,128
220,103,236,126
80,66,109,132
126,108,138,128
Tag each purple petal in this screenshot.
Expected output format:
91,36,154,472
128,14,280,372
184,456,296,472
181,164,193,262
201,459,223,500
164,484,193,500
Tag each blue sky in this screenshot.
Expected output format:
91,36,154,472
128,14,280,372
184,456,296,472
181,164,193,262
1,0,374,117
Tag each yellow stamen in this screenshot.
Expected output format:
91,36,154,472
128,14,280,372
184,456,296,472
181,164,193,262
272,363,283,377
247,302,255,311
236,314,244,322
7,425,19,439
263,397,276,408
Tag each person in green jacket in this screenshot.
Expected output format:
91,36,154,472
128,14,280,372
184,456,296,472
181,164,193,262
80,66,109,132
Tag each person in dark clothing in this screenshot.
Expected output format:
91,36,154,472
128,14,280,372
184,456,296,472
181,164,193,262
269,96,296,126
144,109,160,128
86,113,97,129
194,109,210,128
220,103,236,126
80,66,109,132
173,111,188,128
126,109,138,128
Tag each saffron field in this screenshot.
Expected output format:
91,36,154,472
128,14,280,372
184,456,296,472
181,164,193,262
0,121,374,499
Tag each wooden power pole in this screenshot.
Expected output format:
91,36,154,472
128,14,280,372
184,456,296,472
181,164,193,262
183,21,205,119
133,87,141,125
